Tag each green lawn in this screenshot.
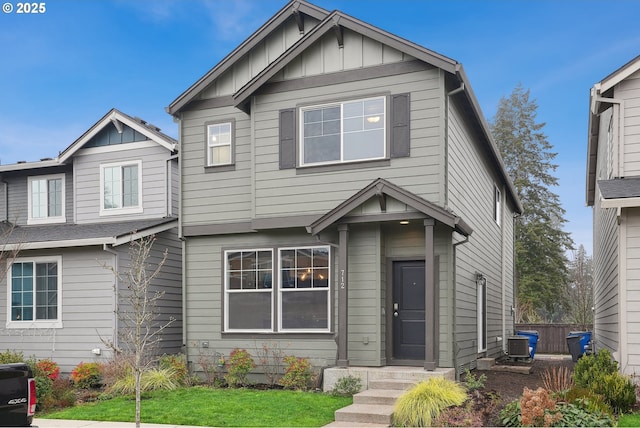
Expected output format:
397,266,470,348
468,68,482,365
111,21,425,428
619,414,640,427
43,387,352,427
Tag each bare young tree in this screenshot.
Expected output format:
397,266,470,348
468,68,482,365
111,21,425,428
0,221,23,284
102,234,174,428
566,245,593,331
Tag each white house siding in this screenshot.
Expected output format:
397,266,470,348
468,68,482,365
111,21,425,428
73,142,172,224
618,70,640,176
446,92,515,369
0,247,117,373
623,208,640,374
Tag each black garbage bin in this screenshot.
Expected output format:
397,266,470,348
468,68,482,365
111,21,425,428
566,333,583,362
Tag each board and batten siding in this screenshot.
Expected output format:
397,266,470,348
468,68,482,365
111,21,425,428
73,142,172,224
184,232,338,372
617,69,640,176
594,107,621,355
446,93,514,368
0,247,117,373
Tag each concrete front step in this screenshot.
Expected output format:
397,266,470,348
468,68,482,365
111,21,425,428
354,388,404,405
334,403,395,425
323,421,390,427
369,378,417,391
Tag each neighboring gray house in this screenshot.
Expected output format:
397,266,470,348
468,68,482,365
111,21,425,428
168,0,521,379
0,109,182,373
587,55,640,376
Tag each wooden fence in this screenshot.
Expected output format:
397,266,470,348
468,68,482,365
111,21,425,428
514,324,593,354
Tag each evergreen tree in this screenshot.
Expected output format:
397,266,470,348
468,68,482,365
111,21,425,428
491,85,573,322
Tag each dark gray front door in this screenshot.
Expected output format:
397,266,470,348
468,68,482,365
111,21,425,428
392,261,426,360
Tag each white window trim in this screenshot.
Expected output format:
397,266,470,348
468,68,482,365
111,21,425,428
277,245,331,333
27,174,66,225
99,160,143,216
6,255,63,329
223,248,274,333
207,122,233,167
299,96,386,167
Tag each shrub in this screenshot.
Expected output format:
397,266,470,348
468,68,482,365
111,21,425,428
159,353,189,385
500,398,522,427
462,368,486,392
70,361,102,389
99,355,133,390
108,368,179,395
573,349,618,390
278,355,315,391
393,377,467,427
541,366,573,393
40,378,76,411
331,375,362,396
565,386,613,416
0,349,25,364
224,348,255,387
554,401,614,427
35,359,60,380
601,372,636,413
34,375,54,411
520,387,562,427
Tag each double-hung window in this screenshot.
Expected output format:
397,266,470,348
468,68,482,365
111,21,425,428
27,174,65,225
8,256,62,329
207,122,233,166
224,246,330,333
100,160,142,215
300,96,386,166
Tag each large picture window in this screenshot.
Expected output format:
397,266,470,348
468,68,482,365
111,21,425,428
27,174,65,225
223,246,330,333
300,97,385,166
8,256,62,329
100,160,142,215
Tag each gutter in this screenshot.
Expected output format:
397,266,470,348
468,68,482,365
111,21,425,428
103,243,120,354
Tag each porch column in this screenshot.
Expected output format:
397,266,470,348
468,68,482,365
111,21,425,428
337,224,349,367
424,219,437,371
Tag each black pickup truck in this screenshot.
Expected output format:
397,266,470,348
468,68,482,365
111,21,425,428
0,363,36,427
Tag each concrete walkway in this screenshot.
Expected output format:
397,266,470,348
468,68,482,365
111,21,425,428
33,419,209,428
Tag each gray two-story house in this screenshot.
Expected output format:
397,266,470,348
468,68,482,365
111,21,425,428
168,0,521,382
0,109,182,373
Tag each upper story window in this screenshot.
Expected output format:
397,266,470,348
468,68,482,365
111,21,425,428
27,174,65,225
207,122,233,166
100,160,143,216
8,256,63,329
300,96,386,166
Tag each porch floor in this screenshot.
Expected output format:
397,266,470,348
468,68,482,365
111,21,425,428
322,365,455,392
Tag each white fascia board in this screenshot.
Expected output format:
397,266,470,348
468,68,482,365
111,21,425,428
5,237,116,251
112,220,179,247
600,197,640,209
0,159,60,173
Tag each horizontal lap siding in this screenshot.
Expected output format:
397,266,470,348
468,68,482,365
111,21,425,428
447,95,513,369
0,247,117,373
624,208,640,373
74,144,171,223
252,69,444,218
184,232,338,373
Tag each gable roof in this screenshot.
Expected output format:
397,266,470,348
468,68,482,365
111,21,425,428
58,108,177,163
166,0,329,115
166,0,521,215
1,217,178,250
586,55,640,206
307,178,473,236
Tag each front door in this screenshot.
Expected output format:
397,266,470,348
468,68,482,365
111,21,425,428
392,260,426,360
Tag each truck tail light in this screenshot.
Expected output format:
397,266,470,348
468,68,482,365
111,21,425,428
28,378,36,416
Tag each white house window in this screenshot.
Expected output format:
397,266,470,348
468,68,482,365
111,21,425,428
224,246,330,333
207,122,232,166
27,174,65,225
494,186,502,226
477,275,487,352
279,246,330,332
100,160,142,215
224,249,273,332
8,256,62,329
300,97,385,166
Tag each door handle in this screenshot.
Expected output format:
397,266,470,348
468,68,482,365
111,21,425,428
394,311,399,317
393,303,398,310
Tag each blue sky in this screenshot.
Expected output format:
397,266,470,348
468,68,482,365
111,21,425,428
2,0,640,254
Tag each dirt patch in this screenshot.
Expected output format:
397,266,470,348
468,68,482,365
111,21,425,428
468,355,575,426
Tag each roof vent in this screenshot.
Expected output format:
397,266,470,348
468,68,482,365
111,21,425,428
17,160,26,164
40,157,52,161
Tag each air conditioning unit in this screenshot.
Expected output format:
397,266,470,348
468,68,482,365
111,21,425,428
508,336,530,358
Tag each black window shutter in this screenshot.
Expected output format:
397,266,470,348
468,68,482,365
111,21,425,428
390,93,410,158
279,108,296,169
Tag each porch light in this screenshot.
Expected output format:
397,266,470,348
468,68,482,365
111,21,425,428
399,220,410,225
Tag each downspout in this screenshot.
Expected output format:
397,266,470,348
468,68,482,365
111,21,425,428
175,114,188,362
452,234,470,380
166,154,179,218
103,243,119,353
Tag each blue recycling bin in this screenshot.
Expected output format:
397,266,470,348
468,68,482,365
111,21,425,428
517,330,539,359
